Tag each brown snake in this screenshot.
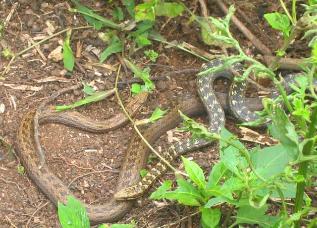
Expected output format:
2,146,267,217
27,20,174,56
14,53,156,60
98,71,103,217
15,59,265,224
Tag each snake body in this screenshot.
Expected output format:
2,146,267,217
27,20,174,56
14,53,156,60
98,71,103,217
114,60,259,200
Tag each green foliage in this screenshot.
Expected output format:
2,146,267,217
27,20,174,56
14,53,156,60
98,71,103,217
135,0,184,22
149,107,167,123
17,164,25,175
144,49,159,62
113,7,124,21
264,12,292,37
140,169,148,178
82,84,95,96
55,88,115,112
124,58,155,94
70,0,121,30
1,48,14,59
63,30,75,72
99,35,123,63
58,196,90,228
58,196,135,228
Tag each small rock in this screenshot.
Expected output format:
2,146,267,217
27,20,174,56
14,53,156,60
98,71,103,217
0,103,5,113
31,23,41,33
156,80,168,91
48,46,63,62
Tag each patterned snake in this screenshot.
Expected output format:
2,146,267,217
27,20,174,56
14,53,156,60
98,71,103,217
16,60,280,223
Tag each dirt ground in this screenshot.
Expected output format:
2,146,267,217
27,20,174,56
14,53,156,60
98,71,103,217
0,0,295,227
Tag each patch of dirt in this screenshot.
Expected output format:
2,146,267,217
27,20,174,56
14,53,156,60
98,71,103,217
0,0,307,227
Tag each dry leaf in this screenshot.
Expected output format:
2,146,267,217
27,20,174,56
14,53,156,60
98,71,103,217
48,46,63,62
239,126,277,146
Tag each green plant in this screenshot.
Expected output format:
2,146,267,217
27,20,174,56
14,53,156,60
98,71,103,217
144,49,159,62
1,48,14,59
58,196,135,228
63,29,75,72
151,2,317,227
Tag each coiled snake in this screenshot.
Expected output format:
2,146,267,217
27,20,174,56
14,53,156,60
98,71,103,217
15,60,291,223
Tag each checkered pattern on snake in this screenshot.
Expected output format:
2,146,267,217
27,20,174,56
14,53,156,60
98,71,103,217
114,59,263,200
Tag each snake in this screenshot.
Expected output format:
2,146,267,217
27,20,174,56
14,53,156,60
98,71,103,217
15,59,276,224
114,60,308,200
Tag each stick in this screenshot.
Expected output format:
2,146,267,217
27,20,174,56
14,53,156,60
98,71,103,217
215,0,272,55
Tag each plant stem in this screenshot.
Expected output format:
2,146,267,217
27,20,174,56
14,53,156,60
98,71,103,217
294,106,317,228
279,0,295,25
114,65,184,175
292,0,297,23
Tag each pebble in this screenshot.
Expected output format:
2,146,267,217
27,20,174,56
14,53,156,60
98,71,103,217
156,80,168,91
31,23,41,33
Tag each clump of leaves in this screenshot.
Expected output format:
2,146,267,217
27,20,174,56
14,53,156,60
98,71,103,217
124,58,155,94
144,49,159,62
1,48,14,59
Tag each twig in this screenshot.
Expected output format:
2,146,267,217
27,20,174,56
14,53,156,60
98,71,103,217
25,34,47,62
262,55,304,71
0,177,23,191
198,0,209,18
114,65,182,174
3,2,19,28
67,169,119,188
158,211,200,228
5,216,17,228
25,201,49,228
215,0,272,55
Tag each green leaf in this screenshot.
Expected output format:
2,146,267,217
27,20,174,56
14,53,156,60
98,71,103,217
312,41,317,63
131,83,145,95
268,106,299,159
70,0,120,30
207,162,227,188
124,59,155,93
251,144,292,178
264,12,291,37
63,30,75,72
58,196,90,228
144,49,159,62
140,169,148,178
204,197,227,208
176,178,204,202
182,157,207,189
220,128,248,176
221,177,245,193
179,111,217,141
205,185,233,200
82,84,95,95
113,7,124,21
236,205,278,227
99,36,123,63
122,0,135,18
155,2,184,18
201,208,221,228
292,97,310,121
163,191,201,206
149,107,167,123
135,2,156,22
135,32,152,47
55,89,115,112
150,180,173,200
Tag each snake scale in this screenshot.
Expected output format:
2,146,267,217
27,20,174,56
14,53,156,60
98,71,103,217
15,59,286,223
